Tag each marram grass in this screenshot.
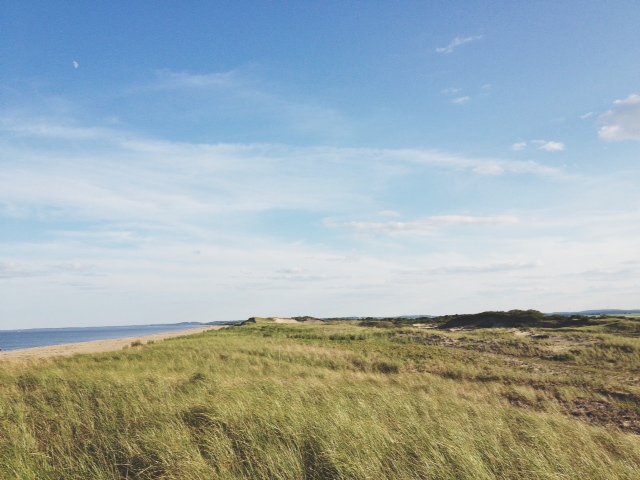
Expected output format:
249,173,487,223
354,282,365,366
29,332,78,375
1,323,639,479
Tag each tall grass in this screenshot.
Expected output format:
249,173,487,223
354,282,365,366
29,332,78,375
1,324,639,479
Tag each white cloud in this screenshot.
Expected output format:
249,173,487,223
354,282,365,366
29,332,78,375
276,267,306,274
0,261,41,278
433,261,541,275
0,117,116,141
377,210,402,218
333,215,519,235
471,163,504,175
153,70,237,90
0,260,97,278
145,69,352,142
436,35,483,54
399,260,541,276
393,149,561,176
581,264,640,281
512,140,566,152
580,112,594,120
534,140,566,152
599,94,640,141
452,96,471,105
113,68,352,144
72,60,79,69
324,256,359,263
6,113,638,326
50,263,99,275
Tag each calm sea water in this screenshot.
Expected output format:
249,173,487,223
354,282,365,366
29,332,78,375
0,323,209,352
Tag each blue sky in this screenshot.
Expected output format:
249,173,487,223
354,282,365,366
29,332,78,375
2,1,640,328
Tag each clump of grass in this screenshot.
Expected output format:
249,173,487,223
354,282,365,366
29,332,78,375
552,352,576,362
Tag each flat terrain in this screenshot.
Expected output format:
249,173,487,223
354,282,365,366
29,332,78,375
1,313,639,479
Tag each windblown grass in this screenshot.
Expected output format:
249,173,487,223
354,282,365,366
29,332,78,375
1,323,639,479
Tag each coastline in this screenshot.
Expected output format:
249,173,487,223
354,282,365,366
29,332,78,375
0,326,225,362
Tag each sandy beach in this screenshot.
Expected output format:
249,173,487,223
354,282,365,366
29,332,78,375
0,326,225,362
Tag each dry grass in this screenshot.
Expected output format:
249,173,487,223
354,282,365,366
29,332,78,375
1,322,639,479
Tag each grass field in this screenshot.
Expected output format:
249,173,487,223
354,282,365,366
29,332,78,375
1,314,640,479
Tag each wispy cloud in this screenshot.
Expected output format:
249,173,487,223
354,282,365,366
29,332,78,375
377,210,402,218
2,118,559,225
392,149,561,176
153,70,238,90
436,35,483,54
118,69,355,143
599,94,640,141
0,117,117,141
470,163,506,175
511,140,565,152
431,261,541,275
0,261,42,278
580,263,640,282
332,215,519,235
50,263,100,276
0,261,97,278
442,84,491,104
452,96,471,105
399,260,541,276
2,111,637,325
269,267,340,283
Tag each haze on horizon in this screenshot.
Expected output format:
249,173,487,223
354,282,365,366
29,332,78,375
1,2,640,330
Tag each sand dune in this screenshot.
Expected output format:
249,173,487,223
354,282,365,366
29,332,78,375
272,317,301,324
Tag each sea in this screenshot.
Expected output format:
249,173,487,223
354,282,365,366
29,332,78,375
0,323,211,352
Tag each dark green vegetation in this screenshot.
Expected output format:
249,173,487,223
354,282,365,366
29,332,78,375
1,312,640,479
339,309,640,331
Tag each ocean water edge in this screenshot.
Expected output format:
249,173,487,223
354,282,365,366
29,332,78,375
0,323,209,352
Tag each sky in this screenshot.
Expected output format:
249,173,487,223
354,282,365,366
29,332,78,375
1,1,640,329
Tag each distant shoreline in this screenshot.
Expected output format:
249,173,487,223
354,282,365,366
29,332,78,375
0,326,224,362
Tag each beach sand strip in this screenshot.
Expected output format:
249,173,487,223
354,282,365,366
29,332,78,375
0,326,225,362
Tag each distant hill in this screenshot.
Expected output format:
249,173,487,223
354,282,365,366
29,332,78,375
433,310,597,329
204,320,246,325
341,310,608,330
551,309,640,316
234,309,640,330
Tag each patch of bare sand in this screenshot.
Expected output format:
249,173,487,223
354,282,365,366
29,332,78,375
272,317,301,324
513,330,532,337
272,317,325,324
0,326,225,363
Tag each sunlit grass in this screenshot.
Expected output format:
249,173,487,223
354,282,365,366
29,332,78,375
1,323,639,479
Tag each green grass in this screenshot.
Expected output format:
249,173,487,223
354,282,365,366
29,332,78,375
1,323,640,479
